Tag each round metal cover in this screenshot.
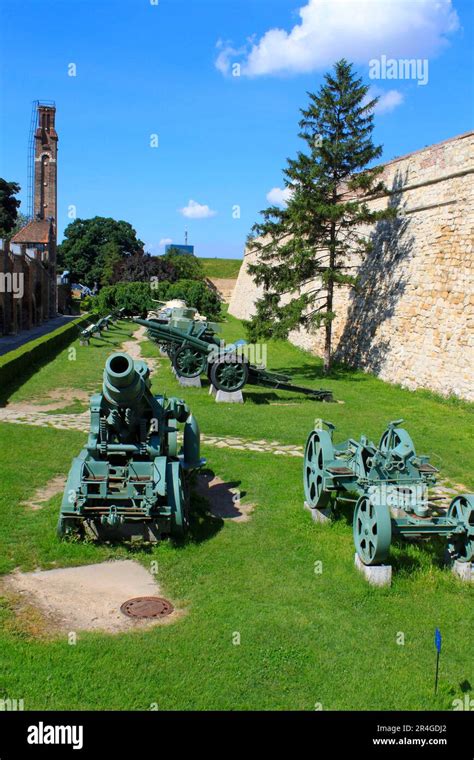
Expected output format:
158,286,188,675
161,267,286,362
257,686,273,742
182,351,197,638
120,596,174,619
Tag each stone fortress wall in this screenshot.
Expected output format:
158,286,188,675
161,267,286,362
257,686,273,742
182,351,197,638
229,131,474,401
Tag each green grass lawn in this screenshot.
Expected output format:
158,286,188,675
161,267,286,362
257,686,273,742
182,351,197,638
198,257,242,279
0,316,472,710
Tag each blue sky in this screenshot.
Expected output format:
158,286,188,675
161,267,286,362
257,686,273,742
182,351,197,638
0,0,473,259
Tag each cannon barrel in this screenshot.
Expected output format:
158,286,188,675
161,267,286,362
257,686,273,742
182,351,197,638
102,352,149,407
134,318,216,352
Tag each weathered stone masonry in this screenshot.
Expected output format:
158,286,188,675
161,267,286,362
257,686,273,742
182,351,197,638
229,131,473,401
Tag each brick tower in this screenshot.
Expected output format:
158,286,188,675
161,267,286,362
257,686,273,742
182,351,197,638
34,104,58,316
34,105,58,224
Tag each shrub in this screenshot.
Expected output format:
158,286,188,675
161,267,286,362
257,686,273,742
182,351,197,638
151,279,221,319
161,250,205,282
94,282,155,317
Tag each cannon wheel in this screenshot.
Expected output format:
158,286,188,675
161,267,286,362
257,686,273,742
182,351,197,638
353,496,392,566
167,462,189,537
378,426,415,457
447,494,474,563
172,346,207,378
166,418,178,457
303,429,334,509
210,355,249,393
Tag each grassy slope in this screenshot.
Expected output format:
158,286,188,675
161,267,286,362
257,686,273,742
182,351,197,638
199,258,242,279
0,318,473,711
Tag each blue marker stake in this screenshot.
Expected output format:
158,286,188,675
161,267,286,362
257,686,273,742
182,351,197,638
434,628,442,694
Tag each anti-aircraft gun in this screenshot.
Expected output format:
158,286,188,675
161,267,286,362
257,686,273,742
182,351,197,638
58,351,204,541
303,419,474,566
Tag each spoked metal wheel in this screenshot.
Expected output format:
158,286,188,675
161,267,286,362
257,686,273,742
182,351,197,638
166,461,189,537
353,496,392,565
210,356,248,393
447,494,474,563
172,346,207,378
303,429,334,509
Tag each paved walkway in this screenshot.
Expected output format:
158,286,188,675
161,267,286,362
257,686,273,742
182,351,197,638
0,322,463,503
0,315,78,357
0,405,462,502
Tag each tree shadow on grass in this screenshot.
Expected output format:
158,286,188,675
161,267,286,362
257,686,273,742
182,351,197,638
105,329,132,337
90,336,126,348
244,391,282,404
272,361,368,383
389,536,447,574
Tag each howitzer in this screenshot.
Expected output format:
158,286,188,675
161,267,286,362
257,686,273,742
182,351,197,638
137,318,333,401
58,351,204,541
303,419,474,566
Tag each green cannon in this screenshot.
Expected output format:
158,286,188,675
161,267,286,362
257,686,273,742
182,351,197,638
144,306,221,357
97,313,114,330
136,317,333,401
58,351,204,541
303,419,474,566
80,323,97,344
80,317,109,343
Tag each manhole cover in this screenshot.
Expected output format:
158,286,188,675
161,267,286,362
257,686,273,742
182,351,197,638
120,596,174,619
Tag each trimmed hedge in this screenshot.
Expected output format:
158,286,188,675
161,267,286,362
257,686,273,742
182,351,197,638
0,315,89,391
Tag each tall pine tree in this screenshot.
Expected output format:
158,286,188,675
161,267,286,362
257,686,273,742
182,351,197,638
247,59,395,373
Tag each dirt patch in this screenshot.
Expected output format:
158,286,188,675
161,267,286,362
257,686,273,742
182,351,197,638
195,472,254,522
21,475,66,511
3,388,91,413
1,560,181,635
122,326,158,371
207,277,237,303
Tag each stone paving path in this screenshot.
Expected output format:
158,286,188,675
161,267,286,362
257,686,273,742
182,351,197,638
0,405,463,502
0,324,464,503
0,404,303,455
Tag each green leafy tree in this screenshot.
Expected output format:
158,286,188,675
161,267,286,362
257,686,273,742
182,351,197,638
101,241,123,286
0,179,21,238
95,282,155,317
247,59,395,372
57,217,144,288
152,279,221,319
111,252,176,284
9,212,30,238
162,249,204,281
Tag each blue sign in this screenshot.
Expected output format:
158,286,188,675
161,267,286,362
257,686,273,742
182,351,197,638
435,628,442,653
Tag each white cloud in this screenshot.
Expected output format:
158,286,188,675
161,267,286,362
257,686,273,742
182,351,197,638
215,38,247,76
374,89,404,114
215,0,459,77
266,186,294,206
159,237,173,246
179,199,217,219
